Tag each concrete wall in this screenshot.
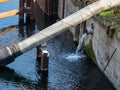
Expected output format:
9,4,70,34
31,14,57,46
86,18,120,90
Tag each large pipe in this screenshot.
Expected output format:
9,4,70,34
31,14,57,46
0,0,120,66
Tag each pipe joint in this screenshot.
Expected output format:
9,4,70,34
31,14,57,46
0,47,15,66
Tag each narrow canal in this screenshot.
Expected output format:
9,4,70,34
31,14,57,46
0,0,115,90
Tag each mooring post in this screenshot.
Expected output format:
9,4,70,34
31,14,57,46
36,43,49,78
19,0,25,25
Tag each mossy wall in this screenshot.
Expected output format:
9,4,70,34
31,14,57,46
85,40,97,64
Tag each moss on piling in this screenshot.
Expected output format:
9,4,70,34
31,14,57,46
85,40,97,64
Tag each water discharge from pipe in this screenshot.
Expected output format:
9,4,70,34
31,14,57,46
64,33,87,62
76,33,87,54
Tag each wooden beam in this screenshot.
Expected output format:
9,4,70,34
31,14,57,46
0,9,19,19
0,0,10,3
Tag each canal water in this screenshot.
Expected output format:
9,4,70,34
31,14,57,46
0,0,116,90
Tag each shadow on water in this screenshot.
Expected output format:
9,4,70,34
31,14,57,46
0,67,49,90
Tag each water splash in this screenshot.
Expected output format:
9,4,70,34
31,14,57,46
64,53,86,62
76,33,87,54
62,33,87,62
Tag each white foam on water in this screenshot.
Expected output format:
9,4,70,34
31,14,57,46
61,33,87,62
64,53,86,62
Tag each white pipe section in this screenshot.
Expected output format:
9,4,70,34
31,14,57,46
17,0,120,53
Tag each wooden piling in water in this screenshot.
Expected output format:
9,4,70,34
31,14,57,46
36,44,49,77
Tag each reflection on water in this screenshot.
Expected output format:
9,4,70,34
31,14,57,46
0,0,115,90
